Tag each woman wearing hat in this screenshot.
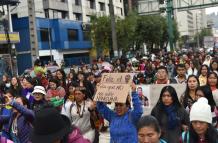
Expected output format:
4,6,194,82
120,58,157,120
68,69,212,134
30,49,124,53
180,97,218,143
0,96,34,143
61,86,95,142
31,86,48,111
30,106,90,143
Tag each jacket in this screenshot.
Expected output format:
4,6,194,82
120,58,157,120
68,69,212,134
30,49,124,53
151,106,189,143
0,102,35,143
97,92,143,143
68,127,91,143
0,106,13,139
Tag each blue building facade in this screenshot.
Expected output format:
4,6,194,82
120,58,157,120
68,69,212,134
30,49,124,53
12,17,92,74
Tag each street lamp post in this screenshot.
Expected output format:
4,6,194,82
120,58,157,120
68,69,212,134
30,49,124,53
166,0,174,51
109,0,119,58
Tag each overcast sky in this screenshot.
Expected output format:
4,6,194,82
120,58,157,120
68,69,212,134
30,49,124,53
206,7,218,14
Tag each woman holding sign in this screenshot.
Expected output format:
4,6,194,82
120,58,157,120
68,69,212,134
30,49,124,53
96,83,143,143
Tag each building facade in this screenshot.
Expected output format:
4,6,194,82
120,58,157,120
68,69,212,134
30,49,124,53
11,0,124,21
10,0,124,74
138,0,207,48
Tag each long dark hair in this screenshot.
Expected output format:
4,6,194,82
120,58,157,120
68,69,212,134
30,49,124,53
189,123,218,143
196,85,216,111
198,64,209,77
156,85,181,108
207,72,218,88
56,69,67,88
10,76,23,96
49,78,60,89
183,75,200,108
210,60,218,71
64,82,78,104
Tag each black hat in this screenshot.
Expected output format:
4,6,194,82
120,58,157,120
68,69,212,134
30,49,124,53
30,106,72,143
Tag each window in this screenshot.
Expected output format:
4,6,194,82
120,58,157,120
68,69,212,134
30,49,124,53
99,2,105,11
89,0,95,9
75,0,81,5
68,29,78,41
74,13,82,21
61,11,68,19
120,8,123,15
40,28,51,42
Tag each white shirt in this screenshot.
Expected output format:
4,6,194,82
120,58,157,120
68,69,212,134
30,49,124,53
61,100,95,142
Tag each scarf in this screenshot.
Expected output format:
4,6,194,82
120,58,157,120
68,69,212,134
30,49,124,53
163,105,178,129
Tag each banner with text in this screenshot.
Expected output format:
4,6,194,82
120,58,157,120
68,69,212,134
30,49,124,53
94,73,133,103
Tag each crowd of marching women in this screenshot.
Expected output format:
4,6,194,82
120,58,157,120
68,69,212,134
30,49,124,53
0,49,217,143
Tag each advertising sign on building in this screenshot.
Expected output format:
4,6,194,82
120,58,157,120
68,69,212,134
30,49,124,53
0,32,20,44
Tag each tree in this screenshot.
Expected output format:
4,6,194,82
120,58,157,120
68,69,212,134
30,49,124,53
194,28,213,48
90,15,111,58
89,14,180,57
116,12,138,52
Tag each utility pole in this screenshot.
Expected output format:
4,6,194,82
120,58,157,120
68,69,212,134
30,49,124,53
109,0,119,58
27,0,39,66
166,0,174,51
196,14,200,49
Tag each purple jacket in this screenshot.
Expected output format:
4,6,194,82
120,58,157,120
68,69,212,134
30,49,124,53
22,88,34,104
0,102,35,143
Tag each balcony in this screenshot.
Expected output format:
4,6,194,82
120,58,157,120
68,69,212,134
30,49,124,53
72,4,82,13
43,0,69,11
85,6,96,15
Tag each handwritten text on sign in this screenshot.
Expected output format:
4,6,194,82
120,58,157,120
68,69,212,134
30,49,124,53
101,73,133,84
94,84,130,103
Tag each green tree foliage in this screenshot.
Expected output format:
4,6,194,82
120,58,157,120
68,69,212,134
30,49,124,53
90,13,180,56
194,28,213,47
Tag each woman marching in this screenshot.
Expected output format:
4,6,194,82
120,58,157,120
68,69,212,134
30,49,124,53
96,83,143,143
180,75,199,112
137,115,167,143
151,86,189,143
61,86,95,142
180,97,218,143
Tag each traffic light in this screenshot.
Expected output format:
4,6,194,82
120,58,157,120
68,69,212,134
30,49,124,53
159,0,165,4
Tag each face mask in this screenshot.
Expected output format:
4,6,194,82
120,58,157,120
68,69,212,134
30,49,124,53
5,83,11,88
